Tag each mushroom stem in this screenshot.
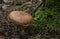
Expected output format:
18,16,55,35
20,26,24,32
19,25,25,35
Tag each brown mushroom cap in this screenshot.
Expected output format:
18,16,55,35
8,11,33,26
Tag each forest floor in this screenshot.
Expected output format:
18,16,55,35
0,0,60,39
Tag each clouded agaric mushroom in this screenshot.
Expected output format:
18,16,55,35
7,11,33,33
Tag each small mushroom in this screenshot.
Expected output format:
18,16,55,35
7,11,33,33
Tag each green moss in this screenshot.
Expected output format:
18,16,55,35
32,0,60,30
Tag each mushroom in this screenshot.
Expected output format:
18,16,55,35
7,11,33,33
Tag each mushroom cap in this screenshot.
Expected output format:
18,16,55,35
8,11,33,26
